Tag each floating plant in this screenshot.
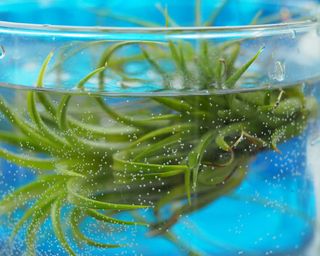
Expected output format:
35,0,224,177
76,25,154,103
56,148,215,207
0,1,318,255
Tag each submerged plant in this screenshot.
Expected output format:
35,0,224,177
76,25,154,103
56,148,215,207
0,1,318,255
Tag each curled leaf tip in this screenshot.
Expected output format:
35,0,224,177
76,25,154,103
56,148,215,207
272,144,282,154
36,51,55,88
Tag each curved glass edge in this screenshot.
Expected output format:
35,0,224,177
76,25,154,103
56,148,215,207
0,20,318,40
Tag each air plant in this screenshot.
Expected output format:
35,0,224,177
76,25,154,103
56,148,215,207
0,1,317,255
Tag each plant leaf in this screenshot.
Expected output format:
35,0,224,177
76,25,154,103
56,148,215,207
51,196,77,256
204,0,229,26
225,47,264,88
86,209,148,226
36,51,54,87
188,130,217,189
0,146,56,171
67,178,149,211
26,205,50,256
70,208,122,249
11,184,62,239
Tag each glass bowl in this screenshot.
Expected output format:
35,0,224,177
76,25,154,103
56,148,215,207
0,0,320,255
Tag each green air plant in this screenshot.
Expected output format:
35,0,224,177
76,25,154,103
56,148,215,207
0,1,318,255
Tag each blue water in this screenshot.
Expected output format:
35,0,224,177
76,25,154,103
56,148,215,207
0,1,318,255
0,136,316,255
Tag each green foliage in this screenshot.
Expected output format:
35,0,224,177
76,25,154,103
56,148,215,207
0,2,317,255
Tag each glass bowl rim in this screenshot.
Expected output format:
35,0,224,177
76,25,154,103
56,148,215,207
0,19,318,39
0,18,318,32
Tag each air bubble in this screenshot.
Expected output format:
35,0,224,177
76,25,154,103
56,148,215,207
0,45,5,59
268,61,285,82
